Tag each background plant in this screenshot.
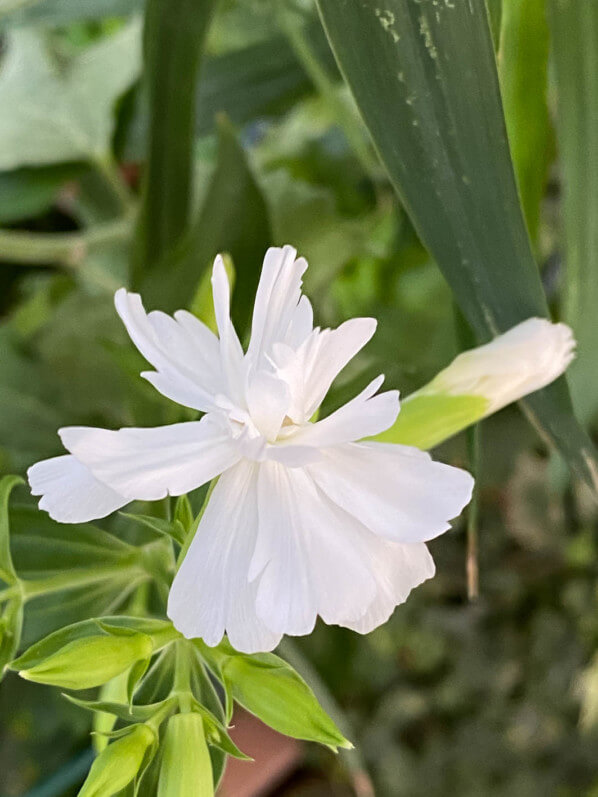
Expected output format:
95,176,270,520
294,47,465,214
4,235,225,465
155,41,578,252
1,0,598,795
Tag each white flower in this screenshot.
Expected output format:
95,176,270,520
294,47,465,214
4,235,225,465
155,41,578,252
418,318,576,414
28,246,474,653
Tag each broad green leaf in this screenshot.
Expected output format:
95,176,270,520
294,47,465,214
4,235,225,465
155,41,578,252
0,19,141,169
0,165,81,224
141,118,272,336
0,475,23,585
548,1,598,425
158,713,213,797
499,0,551,241
377,394,489,451
0,0,142,26
198,641,351,751
316,0,598,493
132,0,217,279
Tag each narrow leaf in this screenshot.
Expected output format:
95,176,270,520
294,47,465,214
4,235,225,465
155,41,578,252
140,117,272,336
132,0,217,279
499,0,551,241
316,0,598,492
548,1,598,425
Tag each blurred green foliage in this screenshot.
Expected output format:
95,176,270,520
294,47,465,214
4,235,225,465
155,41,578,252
0,1,598,795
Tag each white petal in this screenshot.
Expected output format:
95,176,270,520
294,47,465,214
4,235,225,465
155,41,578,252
28,455,127,523
168,461,282,654
285,376,399,449
426,318,576,413
301,318,377,418
211,256,246,404
340,539,436,634
308,442,474,543
59,416,239,502
247,246,308,366
250,462,378,635
114,289,223,412
246,370,290,441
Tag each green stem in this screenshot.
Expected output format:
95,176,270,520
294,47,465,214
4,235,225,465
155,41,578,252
0,218,131,267
0,584,20,603
466,424,482,601
277,3,378,177
174,640,193,713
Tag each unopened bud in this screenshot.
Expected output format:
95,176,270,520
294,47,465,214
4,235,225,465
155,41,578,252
158,713,214,797
79,724,156,797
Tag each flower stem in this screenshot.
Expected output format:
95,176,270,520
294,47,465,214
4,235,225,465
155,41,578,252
0,218,131,268
174,640,193,713
466,424,481,601
92,155,136,217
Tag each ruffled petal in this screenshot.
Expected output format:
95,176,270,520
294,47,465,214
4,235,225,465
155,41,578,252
59,416,239,502
250,462,378,635
28,455,128,523
211,256,246,404
283,376,399,449
114,289,223,412
308,441,474,543
168,461,282,654
247,246,309,367
301,318,377,418
339,539,436,634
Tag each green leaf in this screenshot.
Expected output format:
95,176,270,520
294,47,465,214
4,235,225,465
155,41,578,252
0,164,82,224
158,713,214,796
548,1,598,425
0,19,141,169
499,0,551,241
316,0,598,493
11,506,135,576
132,0,217,278
0,475,22,585
377,394,489,451
140,118,272,337
198,642,351,751
0,0,142,26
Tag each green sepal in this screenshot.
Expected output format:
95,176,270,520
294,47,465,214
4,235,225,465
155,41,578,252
197,641,351,751
174,495,194,536
64,694,176,724
375,393,489,450
189,697,251,761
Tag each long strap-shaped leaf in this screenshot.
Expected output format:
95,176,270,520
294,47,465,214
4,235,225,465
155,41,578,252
131,0,217,283
548,1,598,426
316,0,598,492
